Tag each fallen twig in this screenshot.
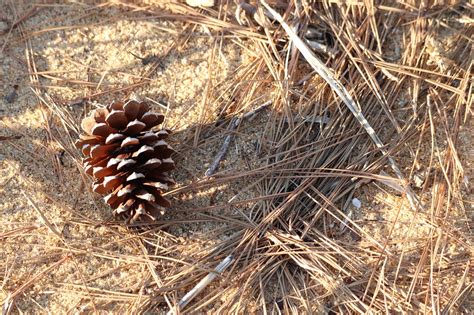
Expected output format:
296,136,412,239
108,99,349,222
0,135,22,141
167,255,234,314
204,117,239,177
205,100,271,176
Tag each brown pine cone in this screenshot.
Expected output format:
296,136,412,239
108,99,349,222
75,100,175,224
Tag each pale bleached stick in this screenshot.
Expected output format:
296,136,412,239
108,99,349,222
260,1,421,211
167,255,234,314
205,100,271,177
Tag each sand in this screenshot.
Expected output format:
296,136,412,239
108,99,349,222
0,1,472,314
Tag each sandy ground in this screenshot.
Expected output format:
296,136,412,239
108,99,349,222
0,1,472,314
0,3,262,313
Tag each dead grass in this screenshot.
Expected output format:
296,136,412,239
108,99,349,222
0,1,472,314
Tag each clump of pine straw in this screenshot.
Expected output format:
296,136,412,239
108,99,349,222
2,1,472,313
143,2,471,313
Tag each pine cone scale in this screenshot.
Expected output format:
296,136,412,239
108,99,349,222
105,133,125,144
123,120,146,135
106,110,128,129
92,123,117,137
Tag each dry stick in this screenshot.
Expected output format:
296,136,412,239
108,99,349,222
205,100,272,177
261,1,421,211
166,255,234,315
0,135,22,141
205,117,239,177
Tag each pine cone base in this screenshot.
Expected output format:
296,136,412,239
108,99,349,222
75,100,175,223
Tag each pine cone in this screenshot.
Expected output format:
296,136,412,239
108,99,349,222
75,100,175,223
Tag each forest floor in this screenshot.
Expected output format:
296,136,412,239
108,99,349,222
0,1,472,314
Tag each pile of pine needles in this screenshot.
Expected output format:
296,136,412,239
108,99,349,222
1,1,472,313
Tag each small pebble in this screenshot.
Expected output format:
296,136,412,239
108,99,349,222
352,198,361,209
